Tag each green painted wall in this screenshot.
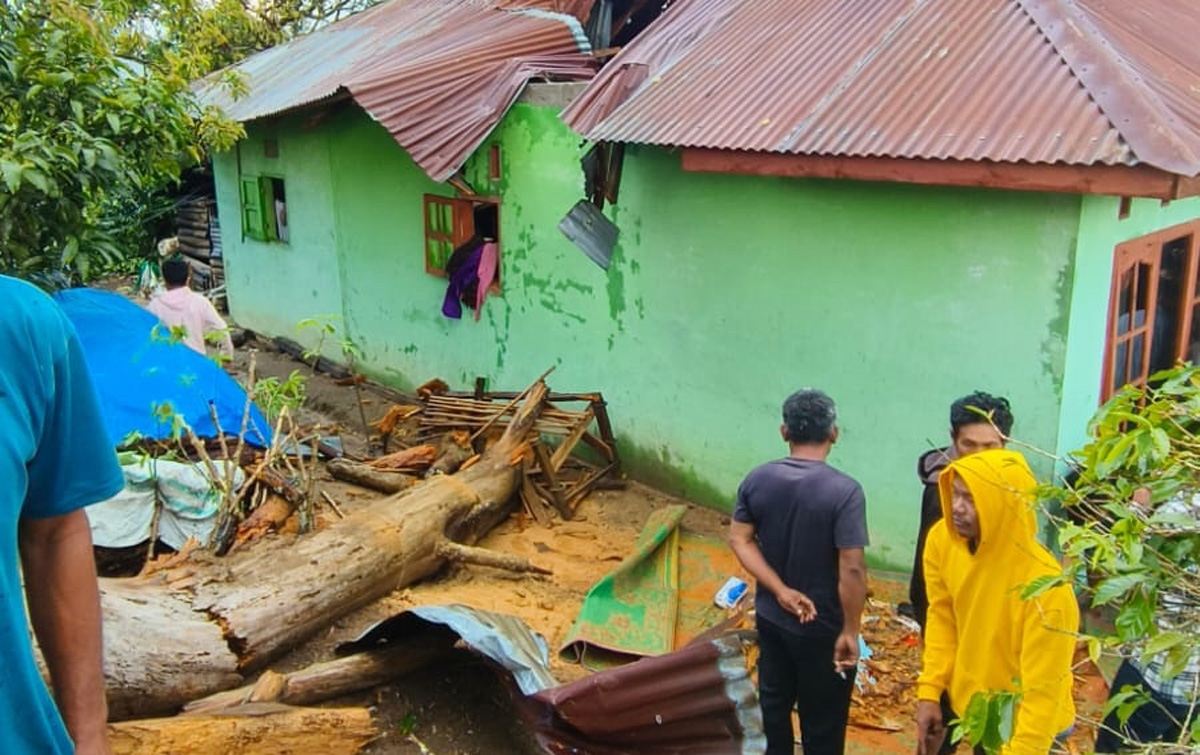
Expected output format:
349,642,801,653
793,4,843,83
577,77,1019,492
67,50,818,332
1055,195,1200,462
215,101,1084,571
212,112,345,353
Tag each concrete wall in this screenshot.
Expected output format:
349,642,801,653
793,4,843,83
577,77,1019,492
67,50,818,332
211,111,344,350
214,98,1085,570
1055,195,1200,462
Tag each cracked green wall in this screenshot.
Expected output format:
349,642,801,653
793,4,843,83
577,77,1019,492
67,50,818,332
215,102,1088,571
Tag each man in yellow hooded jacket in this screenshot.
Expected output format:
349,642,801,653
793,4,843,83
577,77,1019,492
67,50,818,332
915,450,1078,755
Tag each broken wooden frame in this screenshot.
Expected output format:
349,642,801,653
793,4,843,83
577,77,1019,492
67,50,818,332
418,387,620,522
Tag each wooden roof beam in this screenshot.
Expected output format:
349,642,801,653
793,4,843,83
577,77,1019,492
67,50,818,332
681,149,1200,200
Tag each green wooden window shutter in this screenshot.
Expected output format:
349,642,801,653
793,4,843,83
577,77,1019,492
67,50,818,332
260,178,278,241
241,176,266,241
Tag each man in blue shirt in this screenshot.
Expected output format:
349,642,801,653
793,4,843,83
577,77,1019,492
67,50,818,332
1,275,123,753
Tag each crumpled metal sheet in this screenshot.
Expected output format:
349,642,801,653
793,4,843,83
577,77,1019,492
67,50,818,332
194,0,596,182
338,604,765,754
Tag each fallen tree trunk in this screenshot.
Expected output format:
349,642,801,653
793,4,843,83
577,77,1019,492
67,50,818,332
183,635,457,714
109,704,375,754
100,380,549,720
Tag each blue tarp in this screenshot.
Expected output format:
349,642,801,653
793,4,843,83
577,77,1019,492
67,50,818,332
54,288,272,448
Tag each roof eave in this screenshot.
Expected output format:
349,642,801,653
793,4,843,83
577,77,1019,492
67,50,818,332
680,148,1200,200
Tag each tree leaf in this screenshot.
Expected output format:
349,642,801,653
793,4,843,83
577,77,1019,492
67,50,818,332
1093,572,1145,606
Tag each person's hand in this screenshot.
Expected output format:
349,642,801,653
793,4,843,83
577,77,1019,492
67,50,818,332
777,587,816,623
915,700,945,755
833,630,859,675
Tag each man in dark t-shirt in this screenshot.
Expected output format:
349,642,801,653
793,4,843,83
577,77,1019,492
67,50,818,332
729,389,869,755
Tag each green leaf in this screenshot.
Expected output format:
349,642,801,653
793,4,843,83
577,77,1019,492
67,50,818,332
1093,572,1145,606
1143,631,1188,656
0,160,22,192
22,167,50,193
1149,428,1172,459
1020,574,1063,600
106,112,121,134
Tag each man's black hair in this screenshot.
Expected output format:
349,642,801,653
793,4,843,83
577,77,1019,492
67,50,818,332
950,391,1014,436
161,256,190,287
782,389,837,444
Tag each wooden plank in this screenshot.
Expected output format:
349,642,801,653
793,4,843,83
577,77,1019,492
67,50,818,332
682,148,1183,199
532,442,572,520
520,462,553,527
550,406,593,473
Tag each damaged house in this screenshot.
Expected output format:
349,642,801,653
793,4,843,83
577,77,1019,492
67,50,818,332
198,0,1200,570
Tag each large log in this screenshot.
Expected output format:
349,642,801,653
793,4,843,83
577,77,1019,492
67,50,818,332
100,380,548,720
109,704,375,754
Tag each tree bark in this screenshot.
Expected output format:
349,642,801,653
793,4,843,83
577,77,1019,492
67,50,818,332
183,636,457,714
108,704,375,754
99,381,548,720
327,458,418,493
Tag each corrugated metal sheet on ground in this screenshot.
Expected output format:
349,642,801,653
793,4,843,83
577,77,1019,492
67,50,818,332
196,0,596,181
337,604,766,754
562,0,1200,176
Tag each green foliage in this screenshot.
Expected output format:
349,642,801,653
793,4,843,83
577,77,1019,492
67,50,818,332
1048,365,1200,750
951,690,1020,754
0,0,242,284
251,369,308,419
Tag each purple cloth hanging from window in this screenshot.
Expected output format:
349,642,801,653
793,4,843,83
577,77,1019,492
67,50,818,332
442,241,484,320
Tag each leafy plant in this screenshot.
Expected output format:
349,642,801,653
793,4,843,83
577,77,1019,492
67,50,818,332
0,1,243,283
251,370,308,420
951,690,1020,753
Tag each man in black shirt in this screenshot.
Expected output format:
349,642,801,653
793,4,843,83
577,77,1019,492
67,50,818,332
907,392,1013,630
729,389,869,755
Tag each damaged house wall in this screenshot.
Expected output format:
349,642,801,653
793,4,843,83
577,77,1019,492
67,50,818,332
214,94,1083,571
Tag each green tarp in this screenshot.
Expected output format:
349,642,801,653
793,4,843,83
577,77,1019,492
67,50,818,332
559,504,748,669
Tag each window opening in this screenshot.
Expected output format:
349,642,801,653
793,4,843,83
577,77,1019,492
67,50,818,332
239,175,288,244
1103,224,1200,398
423,195,501,290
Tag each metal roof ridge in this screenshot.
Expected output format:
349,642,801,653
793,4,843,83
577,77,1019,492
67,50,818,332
500,7,593,53
1016,0,1200,177
778,0,933,153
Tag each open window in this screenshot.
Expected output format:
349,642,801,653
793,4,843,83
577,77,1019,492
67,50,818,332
240,175,288,243
423,194,501,290
1102,221,1200,398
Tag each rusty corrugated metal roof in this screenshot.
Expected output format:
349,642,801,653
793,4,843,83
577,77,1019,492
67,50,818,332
529,632,765,755
339,605,766,754
495,0,597,22
562,0,1200,177
196,0,595,181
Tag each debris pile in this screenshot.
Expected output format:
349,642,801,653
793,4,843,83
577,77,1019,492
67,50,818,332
850,602,923,732
332,370,622,524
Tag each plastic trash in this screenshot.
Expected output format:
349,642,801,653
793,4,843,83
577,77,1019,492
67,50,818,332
714,576,749,609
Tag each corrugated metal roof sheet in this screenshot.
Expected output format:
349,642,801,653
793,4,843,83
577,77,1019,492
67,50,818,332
529,632,765,755
196,0,596,181
562,0,1200,177
337,605,766,754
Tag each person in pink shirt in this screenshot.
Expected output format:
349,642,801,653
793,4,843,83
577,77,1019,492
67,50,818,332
146,257,234,360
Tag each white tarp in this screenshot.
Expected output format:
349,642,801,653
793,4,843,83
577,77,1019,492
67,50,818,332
87,457,244,550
